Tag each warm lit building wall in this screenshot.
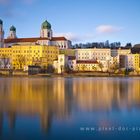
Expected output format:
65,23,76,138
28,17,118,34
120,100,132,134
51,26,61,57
75,48,111,61
111,48,131,57
59,49,75,56
126,54,140,71
76,60,100,71
41,45,59,67
11,45,43,69
119,54,140,71
0,45,59,69
0,47,12,58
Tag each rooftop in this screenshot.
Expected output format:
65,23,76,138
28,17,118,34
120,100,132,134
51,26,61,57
4,37,67,43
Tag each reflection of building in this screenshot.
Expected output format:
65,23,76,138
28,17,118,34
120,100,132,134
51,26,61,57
0,78,72,133
72,78,140,111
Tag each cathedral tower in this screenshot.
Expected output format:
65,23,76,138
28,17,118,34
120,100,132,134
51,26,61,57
0,19,4,48
8,25,17,39
40,20,53,39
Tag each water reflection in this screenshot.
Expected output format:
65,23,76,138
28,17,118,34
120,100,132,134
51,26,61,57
0,78,72,134
0,77,140,138
73,78,140,111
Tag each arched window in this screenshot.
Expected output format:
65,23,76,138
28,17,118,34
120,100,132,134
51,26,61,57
48,32,50,38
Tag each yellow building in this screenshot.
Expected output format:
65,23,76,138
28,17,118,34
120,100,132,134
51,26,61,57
59,49,75,56
0,45,59,69
119,54,140,71
76,60,100,71
126,54,140,71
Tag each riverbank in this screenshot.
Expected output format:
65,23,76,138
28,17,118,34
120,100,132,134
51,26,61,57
0,71,140,78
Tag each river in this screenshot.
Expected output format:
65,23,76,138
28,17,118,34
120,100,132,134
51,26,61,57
0,77,140,140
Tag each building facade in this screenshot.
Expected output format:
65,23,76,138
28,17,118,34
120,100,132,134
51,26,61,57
0,45,59,70
0,19,72,49
75,48,111,61
119,54,140,71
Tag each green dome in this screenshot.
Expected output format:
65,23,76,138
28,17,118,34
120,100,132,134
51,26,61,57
10,25,16,31
41,20,51,29
0,19,3,25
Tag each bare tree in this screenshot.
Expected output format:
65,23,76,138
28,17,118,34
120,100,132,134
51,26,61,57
98,62,104,71
109,58,119,73
1,54,10,68
16,55,26,69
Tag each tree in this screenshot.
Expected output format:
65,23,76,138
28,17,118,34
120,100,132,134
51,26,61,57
109,58,119,72
92,66,97,71
125,43,132,48
65,64,72,73
98,62,104,71
16,55,26,69
1,54,10,68
81,64,86,71
46,64,55,73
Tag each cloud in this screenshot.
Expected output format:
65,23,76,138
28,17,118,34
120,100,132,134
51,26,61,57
54,32,95,42
0,0,37,18
96,25,122,34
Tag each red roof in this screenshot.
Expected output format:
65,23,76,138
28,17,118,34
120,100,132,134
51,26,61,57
77,60,98,64
4,37,67,43
4,37,48,43
51,37,67,41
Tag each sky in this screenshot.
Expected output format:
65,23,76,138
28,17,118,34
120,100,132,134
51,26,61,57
0,0,140,45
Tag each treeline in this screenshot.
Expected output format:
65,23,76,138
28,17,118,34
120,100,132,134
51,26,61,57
72,41,132,49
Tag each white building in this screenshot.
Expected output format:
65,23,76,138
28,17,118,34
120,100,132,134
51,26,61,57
75,48,111,61
53,54,68,73
0,19,72,49
75,48,112,71
76,60,100,71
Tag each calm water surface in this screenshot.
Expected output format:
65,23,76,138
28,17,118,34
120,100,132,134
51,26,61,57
0,77,140,140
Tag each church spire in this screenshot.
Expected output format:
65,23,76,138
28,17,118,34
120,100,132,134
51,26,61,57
0,19,4,48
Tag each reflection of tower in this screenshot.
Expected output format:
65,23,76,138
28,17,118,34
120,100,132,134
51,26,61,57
8,25,17,39
0,19,4,48
40,112,52,133
119,80,128,100
7,112,16,130
40,20,53,39
0,112,3,135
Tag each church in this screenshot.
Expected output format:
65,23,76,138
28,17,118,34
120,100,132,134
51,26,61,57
0,19,72,49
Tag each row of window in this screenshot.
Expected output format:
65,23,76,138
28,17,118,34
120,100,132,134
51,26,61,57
78,53,110,55
78,57,106,60
0,50,58,54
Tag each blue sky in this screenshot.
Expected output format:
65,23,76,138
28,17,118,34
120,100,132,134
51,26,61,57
0,0,140,45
